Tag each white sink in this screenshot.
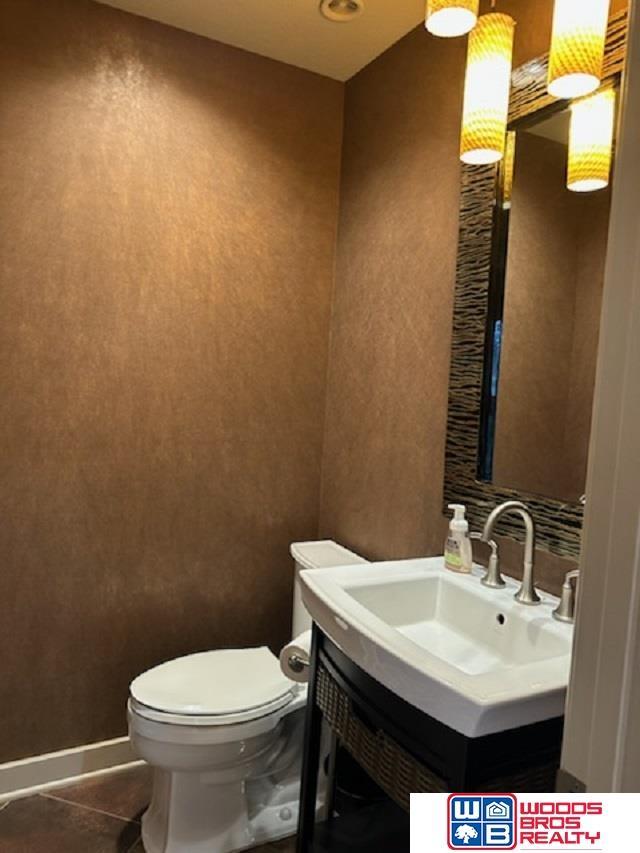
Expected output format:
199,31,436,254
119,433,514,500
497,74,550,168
300,557,574,737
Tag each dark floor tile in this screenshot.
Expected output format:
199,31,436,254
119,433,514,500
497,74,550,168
125,836,293,852
47,764,152,823
128,836,296,852
0,795,139,853
266,837,297,852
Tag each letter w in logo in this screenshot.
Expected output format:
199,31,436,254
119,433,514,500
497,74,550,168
453,799,481,821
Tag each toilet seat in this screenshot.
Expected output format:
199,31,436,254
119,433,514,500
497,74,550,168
130,690,298,727
129,646,298,727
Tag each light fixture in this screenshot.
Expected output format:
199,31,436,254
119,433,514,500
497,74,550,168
502,131,516,207
425,0,479,38
319,0,364,22
460,13,516,165
567,88,616,192
548,0,610,99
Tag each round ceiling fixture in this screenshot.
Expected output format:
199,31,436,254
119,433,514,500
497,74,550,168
319,0,364,23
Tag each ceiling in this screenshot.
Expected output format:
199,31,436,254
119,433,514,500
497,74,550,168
96,0,426,81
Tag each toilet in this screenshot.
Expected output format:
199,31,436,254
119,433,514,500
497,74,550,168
128,540,367,853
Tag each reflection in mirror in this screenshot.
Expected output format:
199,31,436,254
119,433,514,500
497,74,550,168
479,99,615,503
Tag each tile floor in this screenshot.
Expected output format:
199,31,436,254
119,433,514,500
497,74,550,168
0,764,296,852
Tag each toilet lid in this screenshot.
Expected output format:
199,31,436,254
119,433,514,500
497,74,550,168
130,647,295,717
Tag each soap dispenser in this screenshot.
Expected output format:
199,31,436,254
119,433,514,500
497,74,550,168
444,504,473,574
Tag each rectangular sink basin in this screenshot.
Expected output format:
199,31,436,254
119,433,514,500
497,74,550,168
300,557,574,737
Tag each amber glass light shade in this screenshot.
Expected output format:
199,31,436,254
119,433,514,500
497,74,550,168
460,13,516,165
548,0,611,99
568,88,616,192
502,132,517,207
425,0,479,37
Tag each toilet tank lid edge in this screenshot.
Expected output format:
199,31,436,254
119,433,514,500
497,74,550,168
289,540,368,571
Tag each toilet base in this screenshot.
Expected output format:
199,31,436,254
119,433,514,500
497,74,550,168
140,769,301,853
246,775,301,847
141,770,252,853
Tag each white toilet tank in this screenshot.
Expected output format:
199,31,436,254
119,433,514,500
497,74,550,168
289,540,368,639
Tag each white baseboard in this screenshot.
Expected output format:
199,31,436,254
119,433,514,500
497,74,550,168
0,736,142,802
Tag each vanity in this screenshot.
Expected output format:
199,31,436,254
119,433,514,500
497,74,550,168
295,559,573,853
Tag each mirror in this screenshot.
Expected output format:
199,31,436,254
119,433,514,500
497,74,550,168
477,101,615,503
444,9,626,558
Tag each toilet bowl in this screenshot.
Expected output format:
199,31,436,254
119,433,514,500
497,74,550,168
128,540,368,853
129,647,307,853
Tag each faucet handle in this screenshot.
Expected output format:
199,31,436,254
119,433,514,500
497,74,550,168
553,570,580,623
470,533,506,589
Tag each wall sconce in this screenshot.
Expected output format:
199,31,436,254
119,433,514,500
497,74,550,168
502,131,517,207
548,0,611,99
425,0,479,37
460,13,516,165
567,88,616,192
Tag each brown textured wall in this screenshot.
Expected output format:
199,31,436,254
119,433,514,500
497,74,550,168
0,0,342,762
563,189,609,496
318,26,466,560
319,0,622,588
494,134,576,501
493,132,608,503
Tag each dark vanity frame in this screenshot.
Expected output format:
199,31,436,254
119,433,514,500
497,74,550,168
443,9,628,559
297,626,564,852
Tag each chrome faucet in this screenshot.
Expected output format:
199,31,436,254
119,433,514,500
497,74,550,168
482,500,541,605
553,570,580,623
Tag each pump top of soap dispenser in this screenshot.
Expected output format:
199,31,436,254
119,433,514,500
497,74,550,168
448,504,468,531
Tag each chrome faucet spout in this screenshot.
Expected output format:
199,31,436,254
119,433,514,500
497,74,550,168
482,500,541,605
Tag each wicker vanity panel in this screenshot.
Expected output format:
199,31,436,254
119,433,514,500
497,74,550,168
316,663,558,810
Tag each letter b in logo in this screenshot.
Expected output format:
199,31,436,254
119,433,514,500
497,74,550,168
485,824,512,846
